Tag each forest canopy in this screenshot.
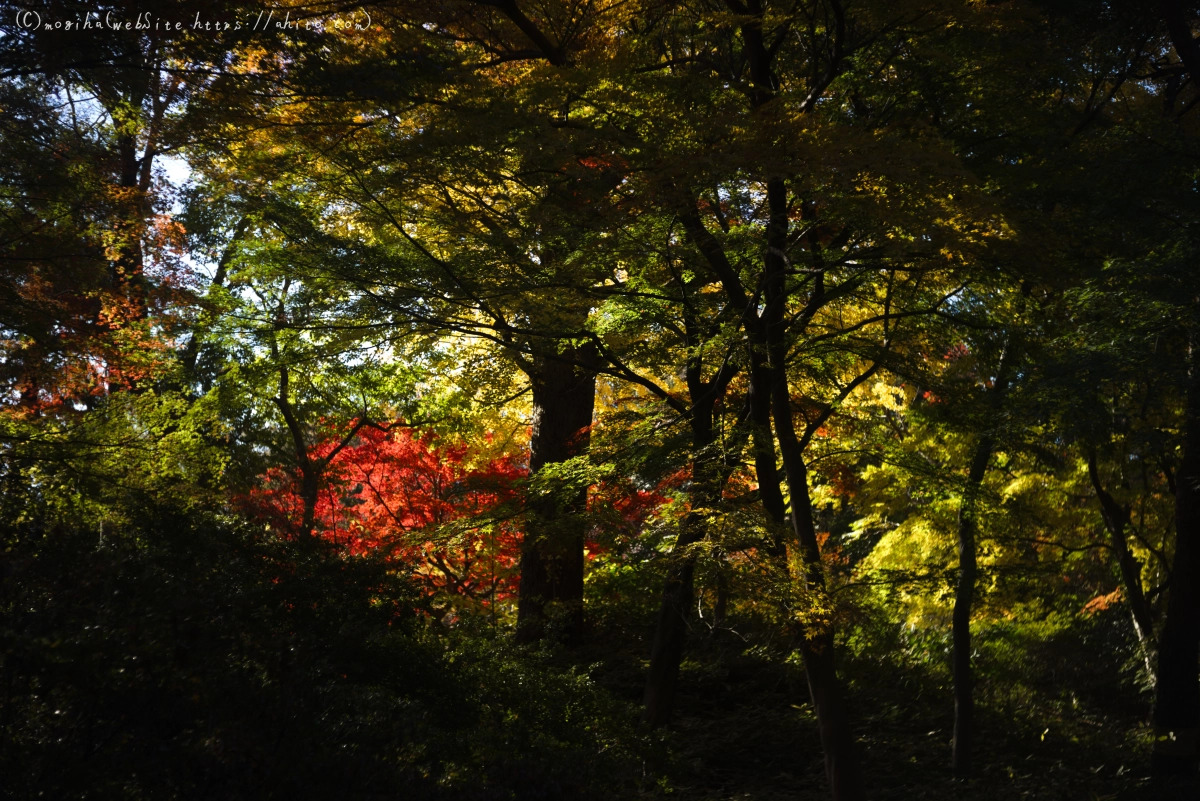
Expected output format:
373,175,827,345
2,1,1200,799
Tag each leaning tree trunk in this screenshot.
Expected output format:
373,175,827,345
1087,453,1157,674
1153,332,1200,775
1144,18,1200,772
515,349,596,646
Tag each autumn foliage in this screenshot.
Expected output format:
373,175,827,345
240,427,526,604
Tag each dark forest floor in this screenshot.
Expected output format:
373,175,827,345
4,521,1191,800
560,605,1189,801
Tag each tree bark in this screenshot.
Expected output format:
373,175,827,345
761,177,864,801
103,60,164,323
273,359,319,539
951,435,992,779
1160,0,1200,95
642,290,739,724
674,143,861,799
950,339,1016,779
643,438,723,726
768,392,863,798
1153,333,1200,775
641,476,712,726
515,348,596,645
750,347,789,552
769,378,864,801
1087,452,1157,672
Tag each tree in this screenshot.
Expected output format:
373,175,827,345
617,1,999,793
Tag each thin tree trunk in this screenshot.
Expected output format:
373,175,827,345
762,177,864,801
643,416,749,725
1087,452,1157,672
1153,332,1200,775
298,467,320,539
952,435,992,779
769,369,864,801
750,347,788,551
713,569,729,627
273,360,321,539
642,299,738,724
643,443,722,726
674,140,859,799
950,340,1015,779
515,349,596,645
108,69,160,322
642,489,709,725
181,216,250,385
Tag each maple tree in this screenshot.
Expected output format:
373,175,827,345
242,424,527,604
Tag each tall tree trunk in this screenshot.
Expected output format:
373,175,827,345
750,347,788,551
181,216,250,386
298,467,320,539
952,436,992,778
273,359,321,539
1153,333,1200,775
642,294,739,725
107,65,163,324
951,342,1015,778
1142,20,1200,772
1087,452,1157,673
641,481,710,724
515,349,596,645
642,442,721,726
713,569,729,627
769,377,864,801
762,178,864,801
111,132,147,302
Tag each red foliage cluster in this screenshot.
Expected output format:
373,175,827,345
591,475,676,548
609,483,674,527
241,425,687,609
586,466,686,562
944,342,971,361
241,427,527,604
